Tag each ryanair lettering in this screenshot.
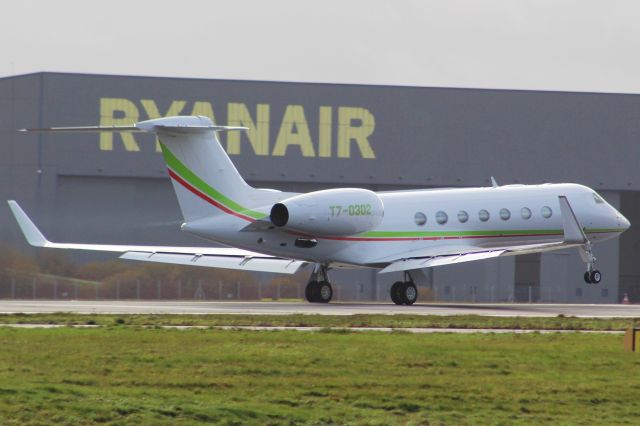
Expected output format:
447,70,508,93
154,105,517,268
99,98,376,159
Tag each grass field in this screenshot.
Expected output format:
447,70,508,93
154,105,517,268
1,327,639,425
0,312,638,331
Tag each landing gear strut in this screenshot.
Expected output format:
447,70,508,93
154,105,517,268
390,271,418,305
581,243,602,284
305,264,333,303
559,196,604,285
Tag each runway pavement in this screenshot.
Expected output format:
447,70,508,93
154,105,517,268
0,323,624,334
0,300,638,317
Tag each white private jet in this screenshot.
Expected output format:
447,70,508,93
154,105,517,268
9,116,630,305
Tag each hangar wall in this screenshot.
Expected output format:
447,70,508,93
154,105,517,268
1,72,638,303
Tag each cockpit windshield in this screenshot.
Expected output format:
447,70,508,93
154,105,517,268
592,192,605,204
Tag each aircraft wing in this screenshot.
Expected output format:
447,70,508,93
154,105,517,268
378,241,580,273
7,201,305,274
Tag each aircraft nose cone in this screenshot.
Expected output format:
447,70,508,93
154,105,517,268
620,214,631,231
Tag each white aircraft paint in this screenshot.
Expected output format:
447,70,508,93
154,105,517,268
9,116,630,304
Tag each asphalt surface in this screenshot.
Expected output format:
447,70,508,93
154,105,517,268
0,300,638,317
0,324,624,334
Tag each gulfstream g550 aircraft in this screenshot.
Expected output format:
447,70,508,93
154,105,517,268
9,116,630,305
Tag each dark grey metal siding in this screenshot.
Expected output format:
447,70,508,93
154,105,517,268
0,72,637,304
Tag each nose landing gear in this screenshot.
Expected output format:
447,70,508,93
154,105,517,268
305,264,333,303
581,243,602,284
584,270,602,284
559,196,604,286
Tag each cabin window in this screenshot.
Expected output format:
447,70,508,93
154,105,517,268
499,208,511,221
414,212,427,226
457,210,469,223
593,193,605,204
541,206,553,219
521,207,532,220
478,209,490,222
436,211,448,225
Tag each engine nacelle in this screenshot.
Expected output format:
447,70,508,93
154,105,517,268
270,188,384,236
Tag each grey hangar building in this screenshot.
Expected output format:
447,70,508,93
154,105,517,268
1,72,639,304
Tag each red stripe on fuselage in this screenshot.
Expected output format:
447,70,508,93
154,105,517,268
167,169,566,243
167,168,255,222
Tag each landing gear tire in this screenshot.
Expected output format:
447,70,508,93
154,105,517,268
581,244,602,285
305,264,334,303
390,281,418,305
305,280,318,302
317,281,333,303
391,281,404,305
403,282,418,305
584,270,602,284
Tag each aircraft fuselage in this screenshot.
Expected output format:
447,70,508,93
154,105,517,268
184,183,630,267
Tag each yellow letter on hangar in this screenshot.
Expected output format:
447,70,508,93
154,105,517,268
99,98,377,159
99,98,140,151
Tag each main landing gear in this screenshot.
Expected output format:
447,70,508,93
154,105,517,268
305,264,333,303
390,271,418,305
581,243,602,284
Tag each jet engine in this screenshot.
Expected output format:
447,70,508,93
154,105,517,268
270,188,384,236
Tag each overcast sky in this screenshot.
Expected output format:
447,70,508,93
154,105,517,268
3,0,639,93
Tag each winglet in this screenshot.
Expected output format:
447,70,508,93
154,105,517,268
7,201,49,247
558,196,588,244
490,176,499,188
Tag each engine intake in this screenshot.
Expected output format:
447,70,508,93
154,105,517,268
270,203,289,227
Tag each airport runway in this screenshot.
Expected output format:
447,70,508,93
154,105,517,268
0,300,638,317
0,324,624,334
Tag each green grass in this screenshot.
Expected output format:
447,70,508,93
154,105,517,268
0,312,638,331
0,328,639,425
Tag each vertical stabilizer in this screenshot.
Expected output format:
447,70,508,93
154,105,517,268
138,116,258,222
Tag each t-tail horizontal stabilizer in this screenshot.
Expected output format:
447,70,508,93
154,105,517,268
19,116,248,134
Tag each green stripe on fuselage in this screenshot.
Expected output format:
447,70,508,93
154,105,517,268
158,146,627,240
360,229,563,238
160,143,266,220
357,228,624,239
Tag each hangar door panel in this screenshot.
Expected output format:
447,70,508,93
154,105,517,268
540,252,570,303
514,254,540,302
53,175,193,247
